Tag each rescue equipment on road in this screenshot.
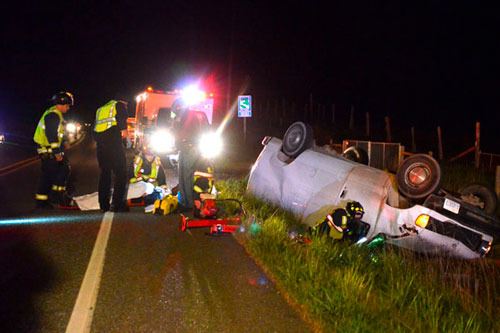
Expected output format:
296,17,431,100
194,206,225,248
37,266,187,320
152,194,178,215
180,196,244,235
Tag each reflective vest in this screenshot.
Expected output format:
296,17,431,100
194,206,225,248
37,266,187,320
193,169,214,194
130,154,161,185
94,100,118,133
311,209,348,240
33,106,64,152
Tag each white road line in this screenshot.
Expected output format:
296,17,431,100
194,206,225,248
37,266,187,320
66,212,114,333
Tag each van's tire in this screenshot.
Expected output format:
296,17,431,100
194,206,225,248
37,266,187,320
342,146,369,165
396,154,441,200
281,122,314,158
459,184,497,215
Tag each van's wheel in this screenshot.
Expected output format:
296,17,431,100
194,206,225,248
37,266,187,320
396,154,441,200
342,146,369,165
459,184,497,215
281,122,314,158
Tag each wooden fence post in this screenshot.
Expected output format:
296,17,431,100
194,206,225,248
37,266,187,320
437,126,443,160
475,121,480,168
385,116,392,142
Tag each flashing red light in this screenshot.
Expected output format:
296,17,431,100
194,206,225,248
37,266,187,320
209,92,214,98
147,86,153,92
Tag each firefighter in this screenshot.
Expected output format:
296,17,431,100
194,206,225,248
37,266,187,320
129,147,165,186
192,165,215,216
129,139,167,209
175,109,209,211
93,99,129,212
310,201,366,242
33,91,75,209
193,165,214,199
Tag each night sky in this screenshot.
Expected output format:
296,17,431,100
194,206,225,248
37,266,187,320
0,1,498,151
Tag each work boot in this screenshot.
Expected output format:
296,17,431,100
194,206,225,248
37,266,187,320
112,206,130,213
59,193,76,207
111,203,130,212
57,192,77,208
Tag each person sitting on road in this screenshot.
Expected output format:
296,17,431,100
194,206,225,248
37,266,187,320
310,201,367,242
129,142,167,211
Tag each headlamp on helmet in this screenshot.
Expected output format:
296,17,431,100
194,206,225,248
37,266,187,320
346,201,364,218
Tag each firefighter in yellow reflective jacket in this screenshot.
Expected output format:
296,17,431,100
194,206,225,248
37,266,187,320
310,201,366,242
192,165,215,217
33,91,74,209
129,152,164,186
129,143,167,207
93,99,129,212
193,166,214,200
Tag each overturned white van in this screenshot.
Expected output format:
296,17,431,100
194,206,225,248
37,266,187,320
248,122,498,259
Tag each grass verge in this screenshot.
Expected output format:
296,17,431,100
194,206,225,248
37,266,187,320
217,177,500,333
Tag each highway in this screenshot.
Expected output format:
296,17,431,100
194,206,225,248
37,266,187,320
0,132,311,332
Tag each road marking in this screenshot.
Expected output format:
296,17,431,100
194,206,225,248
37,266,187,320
66,212,114,333
0,157,39,176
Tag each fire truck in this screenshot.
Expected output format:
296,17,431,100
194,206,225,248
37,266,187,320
127,85,219,167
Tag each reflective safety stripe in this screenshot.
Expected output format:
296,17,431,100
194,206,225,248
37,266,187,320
94,100,118,132
341,215,348,228
95,117,116,124
130,176,143,183
36,194,49,200
51,185,65,192
37,147,53,154
194,185,204,193
194,171,213,178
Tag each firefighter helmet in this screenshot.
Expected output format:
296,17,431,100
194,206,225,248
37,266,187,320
346,201,364,218
51,91,74,106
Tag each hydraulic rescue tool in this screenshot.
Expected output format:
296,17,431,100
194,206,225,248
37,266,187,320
180,195,244,235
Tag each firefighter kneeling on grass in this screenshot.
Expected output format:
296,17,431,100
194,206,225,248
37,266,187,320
129,143,168,213
310,201,368,242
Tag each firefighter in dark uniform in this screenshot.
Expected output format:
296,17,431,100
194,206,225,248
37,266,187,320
93,99,129,212
175,109,209,211
310,201,367,242
33,91,75,209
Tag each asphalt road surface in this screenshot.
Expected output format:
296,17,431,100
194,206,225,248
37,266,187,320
0,132,312,332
